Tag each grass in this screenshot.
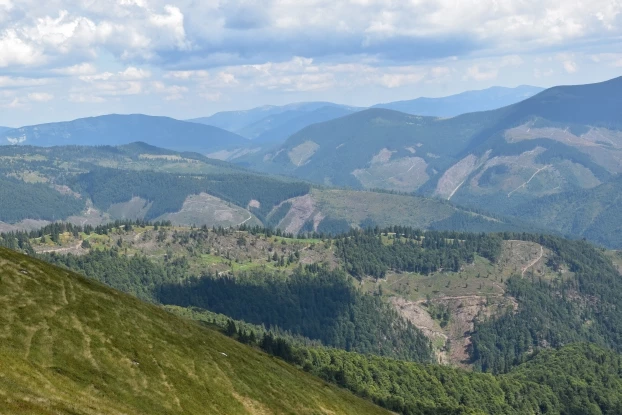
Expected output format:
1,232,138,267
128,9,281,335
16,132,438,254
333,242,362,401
33,226,336,278
361,240,559,302
0,247,389,414
313,188,458,228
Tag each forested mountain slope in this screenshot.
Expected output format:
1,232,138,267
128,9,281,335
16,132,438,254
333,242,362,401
5,223,622,414
509,174,622,247
243,76,622,247
9,221,622,375
0,143,532,236
0,246,391,415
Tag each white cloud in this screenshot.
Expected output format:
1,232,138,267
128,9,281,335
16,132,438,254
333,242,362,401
199,91,223,101
534,68,554,78
27,92,54,102
119,67,151,80
0,76,48,88
54,63,97,75
430,66,451,78
165,70,210,80
7,98,25,108
148,5,189,50
463,55,524,81
0,30,45,67
465,65,498,81
151,81,188,100
69,93,106,103
563,60,578,73
378,73,425,88
590,53,622,67
0,1,621,125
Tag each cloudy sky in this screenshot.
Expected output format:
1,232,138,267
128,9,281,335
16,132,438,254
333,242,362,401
0,0,621,126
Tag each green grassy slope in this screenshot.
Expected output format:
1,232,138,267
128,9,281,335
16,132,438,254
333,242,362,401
0,247,389,415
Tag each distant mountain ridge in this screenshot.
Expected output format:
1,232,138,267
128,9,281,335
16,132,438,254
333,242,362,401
187,86,542,146
243,76,622,247
0,114,249,154
373,85,544,117
188,101,360,134
248,106,358,143
0,142,536,236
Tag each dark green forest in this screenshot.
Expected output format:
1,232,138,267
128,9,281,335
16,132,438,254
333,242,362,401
43,248,188,302
197,310,622,415
470,234,622,373
7,222,622,411
70,168,311,220
158,265,432,361
0,176,85,223
336,227,503,278
41,241,432,362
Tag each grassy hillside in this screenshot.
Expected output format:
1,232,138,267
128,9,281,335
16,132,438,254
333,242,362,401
0,246,389,415
273,188,542,236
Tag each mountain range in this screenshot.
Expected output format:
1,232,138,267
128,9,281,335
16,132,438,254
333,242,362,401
188,101,360,133
0,85,544,160
1,78,621,248
373,85,544,117
188,85,542,146
0,142,534,238
0,114,249,154
2,73,622,412
243,76,622,246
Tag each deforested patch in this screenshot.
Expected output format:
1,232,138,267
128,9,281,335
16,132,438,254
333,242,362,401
288,141,320,167
352,157,429,193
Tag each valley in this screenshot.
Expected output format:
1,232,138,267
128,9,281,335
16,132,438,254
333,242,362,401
0,75,621,415
3,1,622,413
4,222,622,414
12,221,618,371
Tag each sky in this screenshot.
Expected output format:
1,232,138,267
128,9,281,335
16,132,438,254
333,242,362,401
0,0,621,127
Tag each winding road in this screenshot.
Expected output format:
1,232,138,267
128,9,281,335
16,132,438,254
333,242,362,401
522,246,544,277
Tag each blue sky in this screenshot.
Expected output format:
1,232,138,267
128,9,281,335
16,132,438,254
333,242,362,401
0,0,621,127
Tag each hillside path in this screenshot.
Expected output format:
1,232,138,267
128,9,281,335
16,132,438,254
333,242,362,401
522,246,543,277
507,165,550,197
235,212,253,227
35,241,83,254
